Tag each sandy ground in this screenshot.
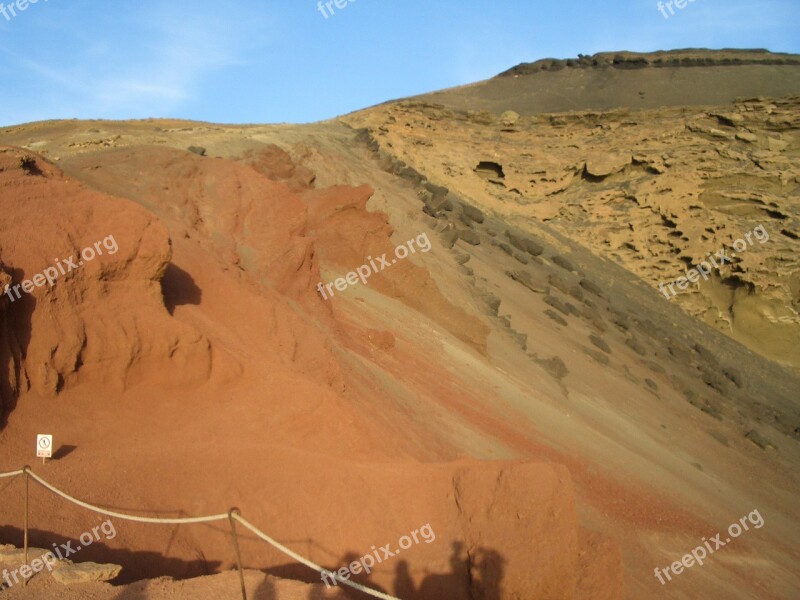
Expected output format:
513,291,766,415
1,567,350,599
0,51,798,599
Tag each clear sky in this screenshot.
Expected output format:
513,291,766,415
0,0,798,126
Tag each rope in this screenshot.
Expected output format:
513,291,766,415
0,469,24,479
0,467,397,599
232,513,400,600
24,468,229,524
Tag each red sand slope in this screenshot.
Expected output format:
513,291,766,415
1,144,624,599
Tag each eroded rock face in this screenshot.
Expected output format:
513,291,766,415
0,544,121,587
303,183,489,353
0,544,53,566
0,270,20,420
345,95,800,367
452,462,581,599
310,459,625,600
237,143,317,192
0,147,211,404
498,49,800,77
52,561,122,585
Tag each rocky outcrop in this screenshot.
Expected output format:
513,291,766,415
0,544,121,588
345,95,800,368
0,544,53,566
498,49,800,76
451,462,621,600
303,183,490,352
296,459,625,600
0,147,211,403
0,269,20,421
51,561,122,585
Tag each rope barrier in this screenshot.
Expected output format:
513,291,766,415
24,468,229,524
0,469,24,479
232,513,399,600
0,467,399,600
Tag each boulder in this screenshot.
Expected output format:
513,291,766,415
0,546,53,565
584,153,629,178
462,204,485,224
424,182,449,198
551,255,577,273
440,230,459,249
507,270,548,294
735,131,758,143
505,230,544,256
457,229,481,246
500,110,520,126
710,112,744,126
52,561,122,585
767,137,788,152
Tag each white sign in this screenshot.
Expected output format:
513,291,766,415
36,434,53,458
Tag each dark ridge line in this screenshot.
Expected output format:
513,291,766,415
497,49,800,78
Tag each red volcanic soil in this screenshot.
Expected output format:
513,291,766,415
0,143,623,599
1,113,796,600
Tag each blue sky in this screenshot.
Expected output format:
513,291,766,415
0,0,797,126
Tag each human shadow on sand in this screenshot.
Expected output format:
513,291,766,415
302,541,505,600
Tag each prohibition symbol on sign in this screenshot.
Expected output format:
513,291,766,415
37,434,53,459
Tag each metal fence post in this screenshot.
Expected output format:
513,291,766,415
23,465,30,587
228,508,247,600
